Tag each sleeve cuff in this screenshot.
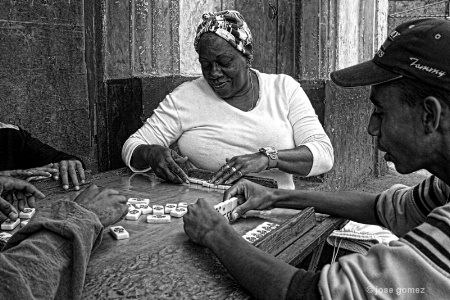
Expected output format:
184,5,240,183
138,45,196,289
122,142,152,173
303,142,334,177
373,194,384,226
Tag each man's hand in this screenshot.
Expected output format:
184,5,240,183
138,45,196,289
73,184,127,227
0,176,45,221
224,179,276,222
53,160,86,190
0,164,58,180
183,198,229,247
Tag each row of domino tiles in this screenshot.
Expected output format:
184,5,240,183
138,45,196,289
110,198,190,240
242,222,280,243
212,198,280,244
188,177,231,190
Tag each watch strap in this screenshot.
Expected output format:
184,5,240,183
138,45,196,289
259,147,278,169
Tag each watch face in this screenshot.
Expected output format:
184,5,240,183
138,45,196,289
260,147,277,157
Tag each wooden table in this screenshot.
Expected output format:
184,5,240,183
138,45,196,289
2,168,346,299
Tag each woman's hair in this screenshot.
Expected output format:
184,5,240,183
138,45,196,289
390,77,450,107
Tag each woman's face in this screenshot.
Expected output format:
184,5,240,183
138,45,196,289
198,33,249,99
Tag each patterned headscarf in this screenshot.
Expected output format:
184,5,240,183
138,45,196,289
194,10,253,63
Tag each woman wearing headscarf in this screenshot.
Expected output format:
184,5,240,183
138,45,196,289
122,10,333,189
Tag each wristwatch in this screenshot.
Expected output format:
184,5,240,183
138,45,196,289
259,147,278,169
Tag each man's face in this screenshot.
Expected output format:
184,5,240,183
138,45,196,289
368,83,424,174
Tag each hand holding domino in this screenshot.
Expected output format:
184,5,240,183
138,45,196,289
222,179,276,222
0,176,45,221
183,198,232,247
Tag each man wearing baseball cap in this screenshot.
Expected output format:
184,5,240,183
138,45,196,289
183,18,450,299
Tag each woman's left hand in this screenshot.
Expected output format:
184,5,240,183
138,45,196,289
209,153,269,185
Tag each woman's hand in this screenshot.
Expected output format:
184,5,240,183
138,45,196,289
209,152,269,185
140,145,189,184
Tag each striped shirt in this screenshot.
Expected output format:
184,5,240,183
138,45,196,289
318,176,450,299
376,175,450,237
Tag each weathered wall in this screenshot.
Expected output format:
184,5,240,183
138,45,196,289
321,0,389,190
105,0,297,79
0,0,94,169
323,84,376,190
287,0,389,190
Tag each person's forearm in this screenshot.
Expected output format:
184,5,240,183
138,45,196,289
130,144,155,170
206,224,298,300
275,146,313,176
270,188,380,225
23,129,85,168
0,200,103,300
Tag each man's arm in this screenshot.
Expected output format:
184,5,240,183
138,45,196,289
19,127,86,189
224,179,381,226
273,189,380,225
184,198,300,300
0,200,103,300
0,183,127,300
20,127,85,169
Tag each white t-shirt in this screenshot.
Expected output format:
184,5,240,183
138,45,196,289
122,69,333,189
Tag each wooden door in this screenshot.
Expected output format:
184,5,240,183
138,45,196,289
236,0,297,77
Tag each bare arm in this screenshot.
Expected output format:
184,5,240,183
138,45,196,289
130,144,157,170
275,145,314,176
183,199,298,300
225,180,380,225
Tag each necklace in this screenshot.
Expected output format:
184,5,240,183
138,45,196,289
247,70,255,112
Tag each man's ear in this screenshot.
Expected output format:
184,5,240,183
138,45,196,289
422,96,442,133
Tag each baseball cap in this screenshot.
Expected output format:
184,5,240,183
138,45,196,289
331,18,450,92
